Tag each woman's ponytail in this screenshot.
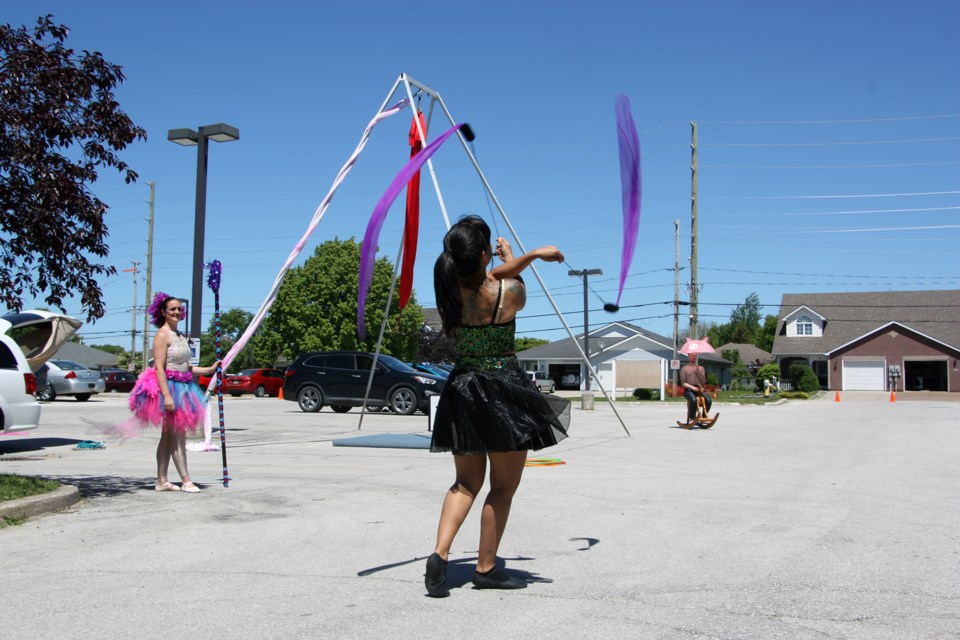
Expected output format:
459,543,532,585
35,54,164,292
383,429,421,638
434,250,462,336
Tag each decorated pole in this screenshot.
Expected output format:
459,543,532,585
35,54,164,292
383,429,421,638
205,260,230,487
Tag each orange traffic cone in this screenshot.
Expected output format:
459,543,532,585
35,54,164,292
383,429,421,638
278,386,284,400
889,389,896,403
835,391,841,402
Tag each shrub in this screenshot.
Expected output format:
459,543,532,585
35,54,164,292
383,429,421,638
755,363,781,391
779,391,810,400
788,363,820,393
632,388,660,400
706,372,719,387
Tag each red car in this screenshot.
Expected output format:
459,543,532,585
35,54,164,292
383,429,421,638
222,368,285,397
104,370,138,393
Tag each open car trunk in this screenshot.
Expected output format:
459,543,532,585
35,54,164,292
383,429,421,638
0,311,83,371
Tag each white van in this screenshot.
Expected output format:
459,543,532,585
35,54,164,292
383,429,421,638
0,320,41,432
0,311,83,433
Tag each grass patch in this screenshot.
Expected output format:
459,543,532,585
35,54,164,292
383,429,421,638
2,514,28,527
0,474,60,503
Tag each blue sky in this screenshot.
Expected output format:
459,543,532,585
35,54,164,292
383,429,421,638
6,1,959,350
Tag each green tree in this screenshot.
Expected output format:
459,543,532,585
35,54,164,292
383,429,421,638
252,239,423,363
92,343,133,368
0,16,146,321
755,314,778,353
415,328,456,364
200,308,257,370
515,337,549,352
728,292,762,344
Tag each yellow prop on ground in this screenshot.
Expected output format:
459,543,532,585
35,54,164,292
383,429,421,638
525,458,565,467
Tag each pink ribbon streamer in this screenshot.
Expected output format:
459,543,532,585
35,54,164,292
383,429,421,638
357,122,465,339
615,94,642,306
199,99,408,399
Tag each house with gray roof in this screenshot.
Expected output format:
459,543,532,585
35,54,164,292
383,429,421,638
517,321,729,396
52,342,120,370
771,290,960,392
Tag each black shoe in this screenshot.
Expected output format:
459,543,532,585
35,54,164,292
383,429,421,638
424,553,450,598
472,567,527,590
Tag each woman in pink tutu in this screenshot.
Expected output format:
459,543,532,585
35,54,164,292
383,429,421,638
125,292,219,492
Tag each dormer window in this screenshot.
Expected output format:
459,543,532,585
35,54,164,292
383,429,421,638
797,315,813,336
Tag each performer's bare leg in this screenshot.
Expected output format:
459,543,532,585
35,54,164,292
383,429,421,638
433,454,486,560
476,450,526,573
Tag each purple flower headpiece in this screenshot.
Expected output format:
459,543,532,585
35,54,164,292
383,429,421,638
149,291,174,328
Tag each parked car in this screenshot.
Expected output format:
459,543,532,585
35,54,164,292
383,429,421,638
530,371,556,393
36,359,105,401
1,310,83,430
104,370,139,393
408,362,450,379
560,372,580,388
0,318,40,433
223,368,285,397
282,351,445,415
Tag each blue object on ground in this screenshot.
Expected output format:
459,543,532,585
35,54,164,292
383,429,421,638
331,433,431,449
75,440,106,450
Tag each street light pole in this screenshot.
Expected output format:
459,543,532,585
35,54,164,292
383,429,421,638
168,123,239,340
569,268,602,390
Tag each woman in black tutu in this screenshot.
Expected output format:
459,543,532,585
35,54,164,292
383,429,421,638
425,215,570,597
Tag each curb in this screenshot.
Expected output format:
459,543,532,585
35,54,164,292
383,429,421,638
0,484,80,520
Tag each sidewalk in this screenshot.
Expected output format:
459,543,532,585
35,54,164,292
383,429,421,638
0,393,957,639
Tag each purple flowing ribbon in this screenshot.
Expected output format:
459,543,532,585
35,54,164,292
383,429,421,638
357,122,466,339
615,95,642,307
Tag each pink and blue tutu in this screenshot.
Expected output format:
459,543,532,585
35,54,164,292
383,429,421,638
112,368,206,437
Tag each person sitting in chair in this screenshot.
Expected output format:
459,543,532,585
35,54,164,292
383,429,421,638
679,353,711,423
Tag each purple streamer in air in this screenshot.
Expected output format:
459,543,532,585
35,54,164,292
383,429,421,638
357,122,466,339
614,95,642,307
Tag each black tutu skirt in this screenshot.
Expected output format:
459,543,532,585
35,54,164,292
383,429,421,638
431,363,570,455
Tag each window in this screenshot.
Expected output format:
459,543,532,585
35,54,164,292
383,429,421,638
797,315,813,336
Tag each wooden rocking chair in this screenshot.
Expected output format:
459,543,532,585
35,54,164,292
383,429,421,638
677,388,719,429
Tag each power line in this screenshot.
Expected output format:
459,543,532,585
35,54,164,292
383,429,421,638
702,136,960,147
702,161,960,170
705,190,960,201
718,206,960,218
698,114,960,125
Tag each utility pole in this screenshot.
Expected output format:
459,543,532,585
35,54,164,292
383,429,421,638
672,218,680,389
689,121,699,339
568,268,602,391
143,181,155,371
123,261,140,371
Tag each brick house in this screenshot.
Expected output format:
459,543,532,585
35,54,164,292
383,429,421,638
771,291,960,392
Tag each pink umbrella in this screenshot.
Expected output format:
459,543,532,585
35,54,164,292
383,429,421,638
679,336,715,355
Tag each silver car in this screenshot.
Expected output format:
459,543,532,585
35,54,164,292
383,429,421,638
36,359,105,402
530,371,556,394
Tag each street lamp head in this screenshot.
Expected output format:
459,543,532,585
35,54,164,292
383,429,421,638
167,128,199,146
201,123,240,143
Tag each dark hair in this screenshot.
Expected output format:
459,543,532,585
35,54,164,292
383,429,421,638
434,215,491,335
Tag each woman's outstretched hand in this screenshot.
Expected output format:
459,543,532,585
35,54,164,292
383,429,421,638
536,246,564,263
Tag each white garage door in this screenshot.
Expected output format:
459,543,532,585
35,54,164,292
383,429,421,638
842,360,885,390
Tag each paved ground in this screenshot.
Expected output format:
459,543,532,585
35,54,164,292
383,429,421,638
0,392,957,639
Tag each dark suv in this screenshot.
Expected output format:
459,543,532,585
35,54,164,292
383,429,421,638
282,351,445,415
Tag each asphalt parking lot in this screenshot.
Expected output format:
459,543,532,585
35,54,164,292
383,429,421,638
1,392,957,639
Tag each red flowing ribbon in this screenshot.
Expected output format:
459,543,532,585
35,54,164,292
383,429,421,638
400,112,427,309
